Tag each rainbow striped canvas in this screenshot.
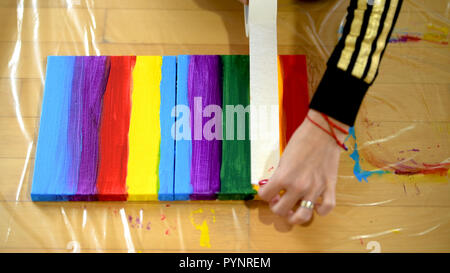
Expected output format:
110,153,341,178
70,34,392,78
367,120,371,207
31,55,309,201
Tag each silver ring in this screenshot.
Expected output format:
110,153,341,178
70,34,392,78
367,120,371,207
300,200,314,210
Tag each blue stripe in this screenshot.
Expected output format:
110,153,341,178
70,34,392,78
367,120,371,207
31,56,76,201
174,55,193,200
158,56,177,201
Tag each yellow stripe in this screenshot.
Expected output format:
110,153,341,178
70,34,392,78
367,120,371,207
364,0,399,83
337,0,368,71
126,56,162,201
352,0,386,78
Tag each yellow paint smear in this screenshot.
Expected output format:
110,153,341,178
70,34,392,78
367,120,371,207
126,56,162,201
190,209,211,248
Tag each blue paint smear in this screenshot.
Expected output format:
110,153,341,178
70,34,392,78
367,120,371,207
346,127,390,182
158,56,177,201
173,55,193,200
31,56,76,201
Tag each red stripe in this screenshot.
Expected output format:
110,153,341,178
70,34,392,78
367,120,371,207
279,55,309,151
96,56,136,201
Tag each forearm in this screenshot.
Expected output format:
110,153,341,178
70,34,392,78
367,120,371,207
310,0,403,126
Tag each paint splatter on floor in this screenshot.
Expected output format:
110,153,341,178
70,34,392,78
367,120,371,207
389,24,449,45
346,127,390,182
125,214,151,230
346,127,449,179
338,24,449,45
190,208,213,248
392,162,450,176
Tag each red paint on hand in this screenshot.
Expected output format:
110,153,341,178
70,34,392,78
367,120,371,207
258,179,269,186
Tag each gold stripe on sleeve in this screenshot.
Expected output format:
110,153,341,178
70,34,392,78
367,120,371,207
364,0,399,83
337,0,368,72
351,0,386,78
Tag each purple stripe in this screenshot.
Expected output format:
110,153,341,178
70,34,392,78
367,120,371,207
74,56,110,201
66,57,84,198
188,55,222,200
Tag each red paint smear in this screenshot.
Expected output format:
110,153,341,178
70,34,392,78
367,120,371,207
392,34,448,45
161,214,166,221
258,179,269,186
401,35,421,42
279,55,309,152
165,229,170,236
96,56,136,201
392,35,423,43
423,162,450,168
394,162,450,176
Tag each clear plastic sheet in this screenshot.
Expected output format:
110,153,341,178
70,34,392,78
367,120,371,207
0,0,449,252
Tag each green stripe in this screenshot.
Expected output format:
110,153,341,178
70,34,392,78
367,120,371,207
219,55,256,200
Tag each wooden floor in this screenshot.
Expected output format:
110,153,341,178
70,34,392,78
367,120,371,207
0,0,448,252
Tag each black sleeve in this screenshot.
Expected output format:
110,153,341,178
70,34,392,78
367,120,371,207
309,0,403,126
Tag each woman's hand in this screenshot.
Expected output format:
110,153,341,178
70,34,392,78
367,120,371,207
258,109,350,225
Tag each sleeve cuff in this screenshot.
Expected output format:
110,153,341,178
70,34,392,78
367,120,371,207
309,65,371,127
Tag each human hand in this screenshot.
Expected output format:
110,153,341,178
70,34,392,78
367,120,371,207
258,109,350,225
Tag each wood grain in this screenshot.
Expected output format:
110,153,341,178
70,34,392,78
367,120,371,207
0,0,448,253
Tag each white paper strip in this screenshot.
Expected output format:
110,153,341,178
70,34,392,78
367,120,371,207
249,0,279,185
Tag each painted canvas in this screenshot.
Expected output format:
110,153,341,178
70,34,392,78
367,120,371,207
30,55,309,201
